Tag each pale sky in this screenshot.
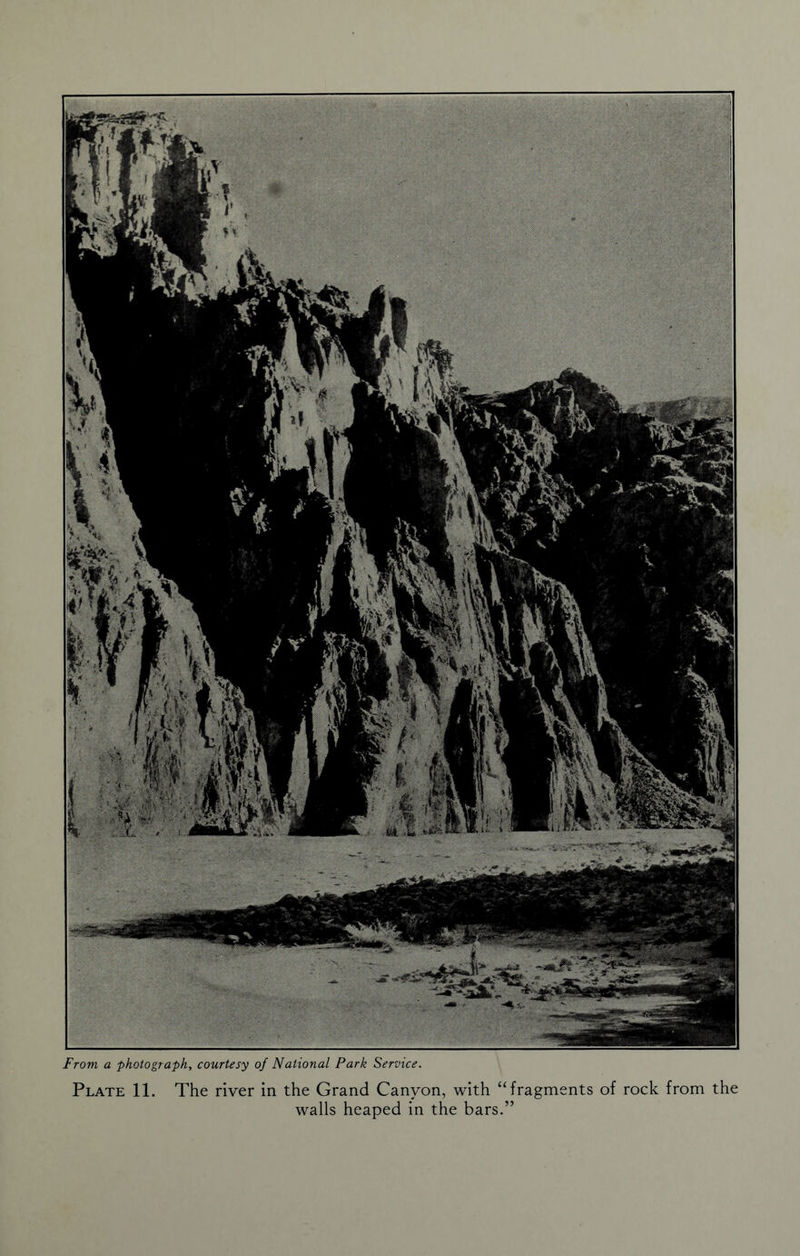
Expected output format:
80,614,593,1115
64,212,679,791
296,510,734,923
69,94,733,404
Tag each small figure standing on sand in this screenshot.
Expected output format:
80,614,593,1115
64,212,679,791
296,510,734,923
470,936,480,976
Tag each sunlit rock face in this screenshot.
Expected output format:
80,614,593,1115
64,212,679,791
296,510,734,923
65,112,721,838
66,285,276,838
67,111,255,299
455,373,734,807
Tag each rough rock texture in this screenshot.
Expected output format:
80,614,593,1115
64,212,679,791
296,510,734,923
65,112,720,837
66,284,275,837
67,111,255,299
454,374,734,806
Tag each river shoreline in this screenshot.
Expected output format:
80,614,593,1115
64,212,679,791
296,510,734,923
69,832,733,1048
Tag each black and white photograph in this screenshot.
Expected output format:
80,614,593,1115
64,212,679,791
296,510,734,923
64,92,735,1049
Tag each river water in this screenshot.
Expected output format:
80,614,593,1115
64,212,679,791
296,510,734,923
68,827,727,927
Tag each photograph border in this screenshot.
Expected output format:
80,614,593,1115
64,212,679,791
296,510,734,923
62,89,739,1053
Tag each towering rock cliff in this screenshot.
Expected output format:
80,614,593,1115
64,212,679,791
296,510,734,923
65,111,721,838
66,285,275,838
454,375,734,804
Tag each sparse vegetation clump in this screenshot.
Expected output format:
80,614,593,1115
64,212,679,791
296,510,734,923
434,926,461,947
343,921,402,949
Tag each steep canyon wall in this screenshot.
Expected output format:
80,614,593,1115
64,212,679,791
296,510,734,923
65,111,725,839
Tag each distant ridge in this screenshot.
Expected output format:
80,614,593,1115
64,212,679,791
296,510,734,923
630,396,733,425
